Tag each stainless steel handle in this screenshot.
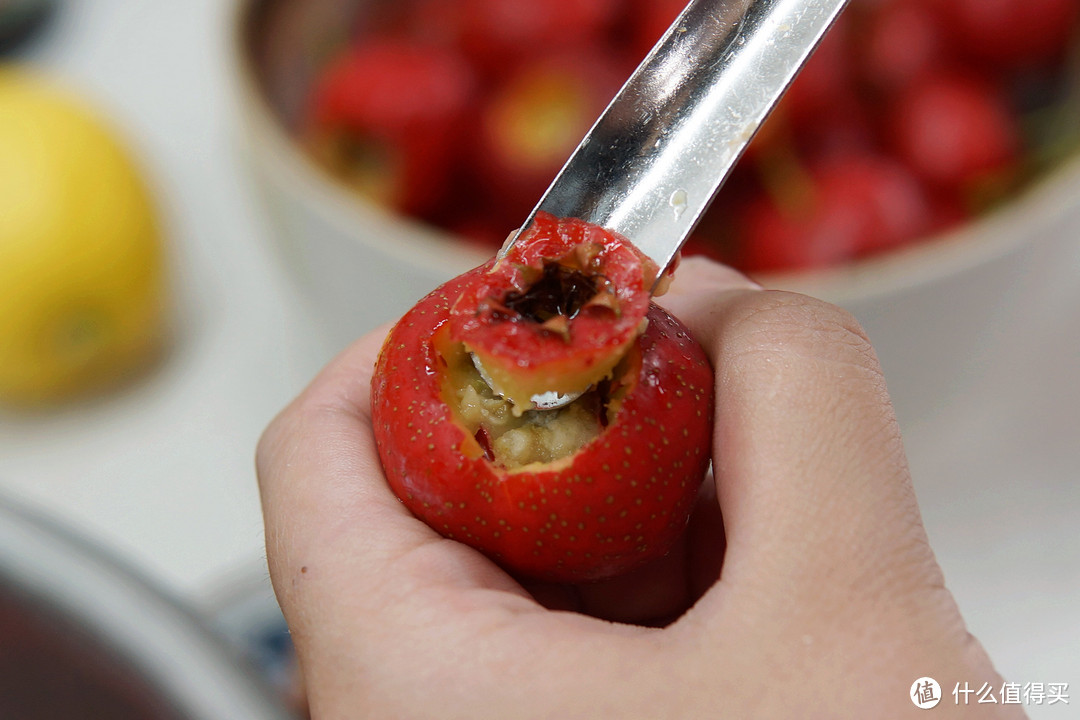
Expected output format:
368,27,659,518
511,0,850,276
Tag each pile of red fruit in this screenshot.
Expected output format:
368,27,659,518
303,0,1080,274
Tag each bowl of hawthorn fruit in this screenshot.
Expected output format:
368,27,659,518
232,0,1080,348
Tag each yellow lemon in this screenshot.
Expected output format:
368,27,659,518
0,67,168,407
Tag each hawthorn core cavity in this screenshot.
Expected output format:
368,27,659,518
457,369,610,468
497,262,605,326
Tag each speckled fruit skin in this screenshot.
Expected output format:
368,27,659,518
371,265,714,583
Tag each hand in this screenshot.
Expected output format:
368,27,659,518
257,257,1017,719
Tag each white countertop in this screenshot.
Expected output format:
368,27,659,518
867,227,1080,706
0,1,1077,715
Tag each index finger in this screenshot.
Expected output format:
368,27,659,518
658,258,935,621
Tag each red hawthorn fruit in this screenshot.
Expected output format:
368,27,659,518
738,152,934,273
371,215,714,582
472,50,627,218
628,0,690,61
889,72,1020,195
454,0,620,76
791,91,877,161
304,38,475,216
858,0,948,91
923,0,1080,70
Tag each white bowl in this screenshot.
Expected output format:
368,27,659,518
231,0,488,347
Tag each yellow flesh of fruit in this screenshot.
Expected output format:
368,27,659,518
438,330,619,470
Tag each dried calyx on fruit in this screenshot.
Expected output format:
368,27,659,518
372,213,712,582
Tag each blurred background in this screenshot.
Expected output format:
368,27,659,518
1,0,1077,716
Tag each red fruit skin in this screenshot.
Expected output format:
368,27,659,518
371,269,714,583
628,0,689,61
889,72,1020,194
791,91,877,161
472,50,626,216
738,152,933,273
455,0,619,76
858,0,948,91
924,0,1080,70
305,38,476,215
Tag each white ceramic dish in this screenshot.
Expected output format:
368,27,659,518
228,0,1080,360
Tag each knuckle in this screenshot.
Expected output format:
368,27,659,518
724,291,881,378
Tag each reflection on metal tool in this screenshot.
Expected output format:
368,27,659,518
504,0,851,279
